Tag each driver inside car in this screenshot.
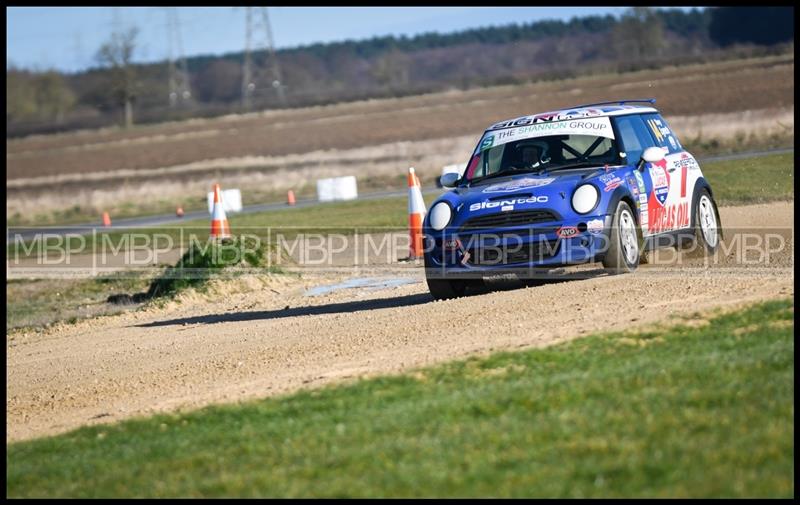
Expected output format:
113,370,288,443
514,141,551,170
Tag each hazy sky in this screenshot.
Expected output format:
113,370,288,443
7,6,636,73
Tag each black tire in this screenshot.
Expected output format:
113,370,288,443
601,200,642,274
426,278,468,300
682,188,723,258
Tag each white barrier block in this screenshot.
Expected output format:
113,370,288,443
207,188,243,214
317,176,358,202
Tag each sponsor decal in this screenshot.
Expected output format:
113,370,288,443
488,108,603,130
599,172,623,192
638,193,647,205
648,118,664,143
482,177,555,193
647,118,672,146
633,170,646,195
673,152,696,200
648,201,690,234
475,117,615,154
469,196,548,212
586,218,604,234
501,205,514,212
668,135,677,150
557,226,579,238
626,174,640,199
648,159,670,206
443,238,462,250
673,153,699,171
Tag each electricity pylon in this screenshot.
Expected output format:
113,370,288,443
165,7,192,107
241,6,286,110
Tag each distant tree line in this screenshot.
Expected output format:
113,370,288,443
6,6,794,137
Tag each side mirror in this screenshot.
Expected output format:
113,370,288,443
440,172,460,189
638,146,665,171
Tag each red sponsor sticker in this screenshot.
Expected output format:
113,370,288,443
557,226,579,238
680,165,687,198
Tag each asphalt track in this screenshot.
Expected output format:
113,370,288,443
6,147,793,244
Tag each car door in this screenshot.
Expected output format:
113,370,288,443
612,114,659,236
641,113,694,234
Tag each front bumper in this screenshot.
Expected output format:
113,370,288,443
424,214,612,278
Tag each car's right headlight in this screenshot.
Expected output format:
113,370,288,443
572,184,600,214
429,202,453,230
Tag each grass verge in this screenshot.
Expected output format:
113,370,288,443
7,237,283,331
701,152,794,205
6,298,794,498
142,235,283,299
6,272,151,331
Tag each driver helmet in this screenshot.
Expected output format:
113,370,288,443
517,140,551,168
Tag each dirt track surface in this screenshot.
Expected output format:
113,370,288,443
6,202,794,443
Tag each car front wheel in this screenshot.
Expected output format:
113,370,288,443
684,188,723,257
602,200,641,274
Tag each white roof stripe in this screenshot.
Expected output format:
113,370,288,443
488,106,658,132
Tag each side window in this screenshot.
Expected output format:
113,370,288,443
642,113,682,154
614,114,656,165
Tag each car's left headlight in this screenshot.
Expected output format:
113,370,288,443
429,201,453,230
572,184,599,214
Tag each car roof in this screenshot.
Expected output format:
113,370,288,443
487,103,659,131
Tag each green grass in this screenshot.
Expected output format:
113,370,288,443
7,298,794,498
232,195,408,235
701,152,794,205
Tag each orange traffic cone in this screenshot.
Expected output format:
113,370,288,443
407,167,427,259
176,206,184,217
210,183,231,240
287,190,296,206
102,211,111,227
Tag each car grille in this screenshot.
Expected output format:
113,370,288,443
465,239,559,266
460,209,559,231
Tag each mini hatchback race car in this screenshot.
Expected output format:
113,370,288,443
423,99,723,300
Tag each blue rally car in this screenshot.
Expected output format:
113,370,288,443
423,99,723,300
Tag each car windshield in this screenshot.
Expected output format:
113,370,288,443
463,115,622,183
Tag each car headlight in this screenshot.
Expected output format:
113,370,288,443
429,202,453,231
572,184,599,214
